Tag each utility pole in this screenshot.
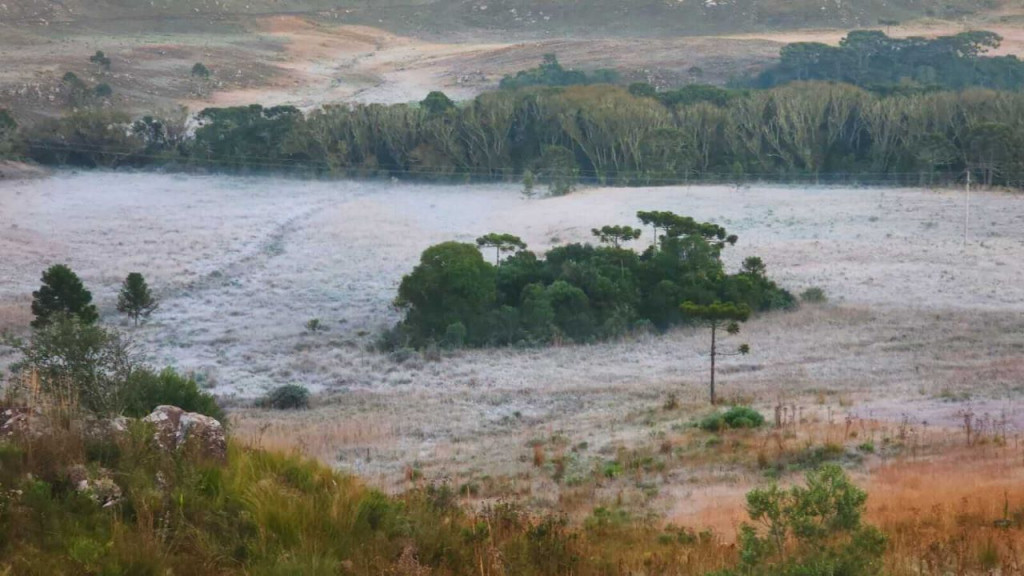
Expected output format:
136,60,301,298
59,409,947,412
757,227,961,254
964,169,971,250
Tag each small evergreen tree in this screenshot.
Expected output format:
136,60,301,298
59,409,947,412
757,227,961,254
522,169,536,198
681,300,751,404
117,272,158,326
31,264,99,328
591,225,641,248
191,62,211,78
89,50,112,71
475,233,527,265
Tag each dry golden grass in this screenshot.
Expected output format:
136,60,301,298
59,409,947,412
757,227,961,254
232,407,397,464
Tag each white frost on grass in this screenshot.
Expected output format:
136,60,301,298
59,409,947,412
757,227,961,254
1,173,1023,406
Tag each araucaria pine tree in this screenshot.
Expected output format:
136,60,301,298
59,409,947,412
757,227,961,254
117,272,158,326
31,264,99,328
681,300,751,405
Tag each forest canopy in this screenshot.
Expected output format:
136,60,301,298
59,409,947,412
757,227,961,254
754,30,1024,92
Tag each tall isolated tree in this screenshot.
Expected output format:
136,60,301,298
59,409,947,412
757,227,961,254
31,264,99,328
475,233,527,264
681,300,751,404
591,225,641,248
117,272,158,326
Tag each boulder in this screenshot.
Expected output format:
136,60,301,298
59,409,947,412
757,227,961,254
66,464,122,508
0,407,35,437
143,405,227,463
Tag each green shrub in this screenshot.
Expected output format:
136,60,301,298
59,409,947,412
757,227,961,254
800,286,827,303
262,384,310,410
699,406,765,432
124,367,225,422
722,464,886,576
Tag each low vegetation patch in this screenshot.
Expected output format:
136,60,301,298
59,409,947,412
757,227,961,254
261,384,311,410
698,406,766,432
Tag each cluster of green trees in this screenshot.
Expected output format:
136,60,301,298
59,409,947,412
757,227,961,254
2,264,218,419
756,30,1024,92
11,77,1024,187
499,54,620,90
389,211,793,350
59,72,113,108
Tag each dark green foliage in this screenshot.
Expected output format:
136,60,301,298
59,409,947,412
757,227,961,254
716,464,886,576
93,83,112,98
0,109,17,157
191,62,211,78
116,272,158,325
698,406,766,432
27,108,144,168
60,72,90,107
591,225,641,247
124,367,225,421
757,30,1024,92
800,286,827,303
421,91,456,116
395,212,791,348
262,384,311,410
89,50,111,70
499,54,619,90
396,242,497,345
538,144,578,195
654,84,740,107
476,233,527,264
627,82,656,98
192,105,304,170
31,264,99,328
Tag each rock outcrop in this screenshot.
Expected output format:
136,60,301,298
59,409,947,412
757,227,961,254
143,405,227,462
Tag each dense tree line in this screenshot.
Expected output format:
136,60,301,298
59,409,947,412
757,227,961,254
9,77,1024,188
755,30,1024,92
386,211,793,349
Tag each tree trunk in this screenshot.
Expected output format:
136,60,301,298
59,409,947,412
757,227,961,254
710,323,717,405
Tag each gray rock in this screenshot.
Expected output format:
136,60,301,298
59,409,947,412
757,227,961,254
143,405,227,462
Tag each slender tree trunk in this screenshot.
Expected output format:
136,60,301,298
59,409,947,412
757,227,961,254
710,323,717,405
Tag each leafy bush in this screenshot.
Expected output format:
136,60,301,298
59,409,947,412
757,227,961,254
718,464,886,576
699,406,765,432
800,286,827,303
7,315,136,414
262,384,310,410
124,368,225,422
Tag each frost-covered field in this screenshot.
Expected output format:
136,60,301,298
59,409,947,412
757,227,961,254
2,172,1023,487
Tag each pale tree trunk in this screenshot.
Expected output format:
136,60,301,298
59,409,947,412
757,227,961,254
710,323,717,405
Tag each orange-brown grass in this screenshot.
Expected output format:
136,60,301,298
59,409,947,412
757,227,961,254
867,449,1024,575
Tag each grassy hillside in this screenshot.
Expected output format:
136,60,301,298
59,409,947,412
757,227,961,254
3,0,1000,38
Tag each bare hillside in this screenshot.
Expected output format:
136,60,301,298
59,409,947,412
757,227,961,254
0,0,1003,39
